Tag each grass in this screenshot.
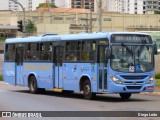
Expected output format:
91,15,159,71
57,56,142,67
155,79,160,86
0,74,3,81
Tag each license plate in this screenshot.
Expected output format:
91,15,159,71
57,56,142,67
147,86,154,90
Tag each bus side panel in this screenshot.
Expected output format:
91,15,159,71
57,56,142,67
23,63,53,89
62,63,97,92
3,62,16,86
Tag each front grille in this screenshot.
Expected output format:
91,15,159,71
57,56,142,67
124,81,144,84
126,86,142,90
120,75,148,80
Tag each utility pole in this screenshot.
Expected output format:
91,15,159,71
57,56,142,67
98,0,102,32
86,12,89,33
89,1,92,33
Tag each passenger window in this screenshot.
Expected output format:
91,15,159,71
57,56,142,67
81,41,96,61
26,43,39,61
40,42,52,61
65,41,80,61
5,44,15,61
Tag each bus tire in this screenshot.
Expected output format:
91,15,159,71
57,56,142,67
119,93,132,100
83,80,95,100
29,76,39,94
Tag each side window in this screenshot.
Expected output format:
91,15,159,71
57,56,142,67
65,41,81,61
5,44,15,61
40,42,52,61
81,41,96,61
26,43,39,61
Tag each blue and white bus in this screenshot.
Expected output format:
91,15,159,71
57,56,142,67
3,32,156,100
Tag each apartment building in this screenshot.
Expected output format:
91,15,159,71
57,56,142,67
106,0,144,14
0,0,55,11
143,0,160,14
134,0,143,14
70,0,95,12
54,0,106,13
55,0,97,12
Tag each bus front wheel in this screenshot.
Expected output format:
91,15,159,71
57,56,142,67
119,93,132,100
83,80,95,100
29,76,39,94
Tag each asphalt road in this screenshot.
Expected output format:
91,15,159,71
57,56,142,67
0,81,160,120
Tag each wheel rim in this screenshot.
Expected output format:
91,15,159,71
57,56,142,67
30,80,35,92
84,84,90,95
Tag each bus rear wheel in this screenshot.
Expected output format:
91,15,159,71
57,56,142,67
119,93,132,100
83,80,95,100
29,76,39,94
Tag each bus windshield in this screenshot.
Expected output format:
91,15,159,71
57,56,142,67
110,45,154,72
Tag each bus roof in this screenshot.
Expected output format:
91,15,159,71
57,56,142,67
5,32,150,44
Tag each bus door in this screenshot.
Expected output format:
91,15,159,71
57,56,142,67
98,45,108,91
15,47,24,85
54,46,64,88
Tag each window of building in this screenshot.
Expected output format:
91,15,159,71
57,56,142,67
153,1,157,4
104,18,111,21
53,17,63,20
32,16,38,21
92,18,97,21
66,17,75,21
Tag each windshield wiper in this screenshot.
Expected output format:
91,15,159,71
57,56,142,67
121,43,133,55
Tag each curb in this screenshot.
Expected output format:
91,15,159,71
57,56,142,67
140,92,160,96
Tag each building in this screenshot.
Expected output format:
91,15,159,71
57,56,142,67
54,0,106,13
54,0,71,8
28,0,46,11
106,0,143,14
0,10,17,38
55,0,96,12
71,0,95,12
0,0,55,11
143,0,160,14
134,0,143,14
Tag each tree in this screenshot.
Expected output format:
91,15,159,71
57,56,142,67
154,10,160,14
37,3,57,9
26,20,37,36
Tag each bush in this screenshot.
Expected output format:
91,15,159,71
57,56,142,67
155,79,160,86
155,73,160,79
0,74,3,81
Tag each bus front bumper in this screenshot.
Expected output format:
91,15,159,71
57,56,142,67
108,81,154,94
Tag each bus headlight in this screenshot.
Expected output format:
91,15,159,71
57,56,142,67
110,75,123,84
146,76,154,84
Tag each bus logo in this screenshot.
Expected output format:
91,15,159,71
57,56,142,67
2,112,11,117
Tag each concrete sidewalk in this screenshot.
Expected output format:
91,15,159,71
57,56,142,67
140,86,160,96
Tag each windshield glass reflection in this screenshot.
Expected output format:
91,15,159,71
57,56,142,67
111,45,154,72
